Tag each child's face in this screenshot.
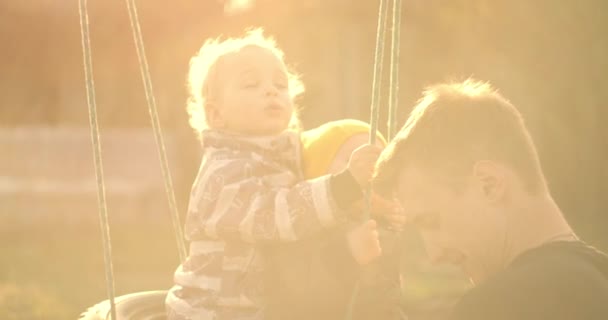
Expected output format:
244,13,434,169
207,45,294,136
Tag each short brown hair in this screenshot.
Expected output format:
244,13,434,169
374,79,546,194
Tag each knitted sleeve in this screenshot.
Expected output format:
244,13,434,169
185,154,348,243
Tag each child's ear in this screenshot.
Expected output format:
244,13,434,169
205,103,225,128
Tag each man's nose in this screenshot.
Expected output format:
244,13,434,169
424,241,445,265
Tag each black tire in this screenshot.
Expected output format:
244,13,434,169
79,290,168,320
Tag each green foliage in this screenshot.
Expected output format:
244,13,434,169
0,283,71,320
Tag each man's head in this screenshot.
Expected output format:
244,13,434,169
374,79,547,283
187,28,304,137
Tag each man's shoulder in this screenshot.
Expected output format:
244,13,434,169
451,241,608,320
481,240,608,288
508,240,608,287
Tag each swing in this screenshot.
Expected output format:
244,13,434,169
77,0,402,319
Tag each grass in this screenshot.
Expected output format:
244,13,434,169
0,218,470,320
0,220,180,320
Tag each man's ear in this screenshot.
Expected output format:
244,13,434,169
472,160,506,202
204,102,225,128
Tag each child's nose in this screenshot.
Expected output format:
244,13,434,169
265,84,279,96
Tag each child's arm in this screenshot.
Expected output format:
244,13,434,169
188,158,362,243
319,220,382,284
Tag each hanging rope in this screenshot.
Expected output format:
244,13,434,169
77,1,117,319
387,3,405,319
387,0,402,141
367,0,390,152
364,0,391,226
345,0,403,319
124,0,188,263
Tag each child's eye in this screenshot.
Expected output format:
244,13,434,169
243,81,259,88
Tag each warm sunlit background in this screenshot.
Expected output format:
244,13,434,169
1,1,606,319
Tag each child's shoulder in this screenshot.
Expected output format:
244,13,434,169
202,129,300,158
199,130,302,177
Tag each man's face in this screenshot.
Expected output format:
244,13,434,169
395,165,507,284
208,45,294,136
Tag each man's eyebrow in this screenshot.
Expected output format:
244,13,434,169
408,211,438,225
407,211,422,224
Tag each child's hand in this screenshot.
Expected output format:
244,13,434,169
371,194,406,231
347,219,382,265
347,144,383,188
352,193,406,231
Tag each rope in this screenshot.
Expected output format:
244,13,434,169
386,3,406,319
367,0,390,151
387,0,402,141
124,0,188,263
364,0,391,225
77,1,117,319
345,0,391,319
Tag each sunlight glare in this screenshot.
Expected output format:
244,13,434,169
224,0,255,16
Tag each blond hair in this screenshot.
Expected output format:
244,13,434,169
374,79,546,194
186,28,305,136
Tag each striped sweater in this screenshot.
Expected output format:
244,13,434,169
166,130,348,320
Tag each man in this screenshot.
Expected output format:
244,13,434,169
374,79,608,320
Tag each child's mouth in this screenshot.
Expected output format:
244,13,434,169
265,104,284,115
